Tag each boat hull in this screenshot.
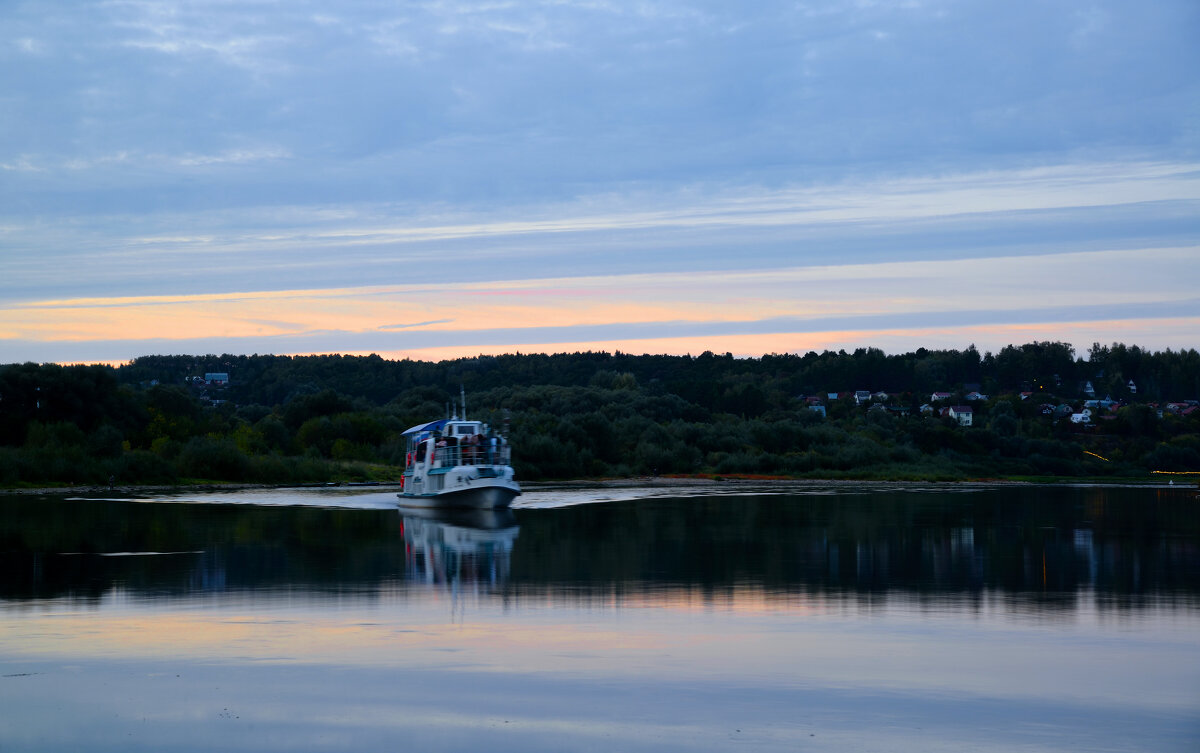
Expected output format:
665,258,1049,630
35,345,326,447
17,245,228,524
397,481,520,510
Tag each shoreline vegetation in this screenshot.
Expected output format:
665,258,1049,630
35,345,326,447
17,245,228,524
3,475,1192,498
1,343,1198,490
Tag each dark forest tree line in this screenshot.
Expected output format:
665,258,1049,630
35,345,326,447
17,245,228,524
1,342,1198,487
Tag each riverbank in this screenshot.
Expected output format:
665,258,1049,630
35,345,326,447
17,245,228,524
0,481,405,496
2,474,1186,496
526,476,1185,491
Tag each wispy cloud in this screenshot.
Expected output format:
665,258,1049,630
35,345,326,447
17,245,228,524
5,161,1197,288
2,246,1194,361
174,147,292,167
13,37,45,54
378,319,455,331
107,0,296,74
46,147,292,172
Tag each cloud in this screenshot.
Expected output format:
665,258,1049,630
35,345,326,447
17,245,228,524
14,37,45,54
2,245,1195,364
5,1,1197,209
378,320,455,331
173,147,292,167
1,1,1196,363
8,315,1200,366
3,160,1197,306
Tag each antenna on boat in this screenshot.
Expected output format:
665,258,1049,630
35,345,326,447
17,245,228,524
461,384,467,420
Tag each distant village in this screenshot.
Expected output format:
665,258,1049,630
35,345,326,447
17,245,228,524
169,367,1200,431
180,371,231,405
801,375,1197,427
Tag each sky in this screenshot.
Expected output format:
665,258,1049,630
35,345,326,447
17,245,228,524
2,0,1198,365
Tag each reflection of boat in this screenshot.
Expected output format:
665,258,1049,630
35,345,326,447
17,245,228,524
401,509,519,592
397,405,521,509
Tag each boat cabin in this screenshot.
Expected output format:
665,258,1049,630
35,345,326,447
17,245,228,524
403,419,510,473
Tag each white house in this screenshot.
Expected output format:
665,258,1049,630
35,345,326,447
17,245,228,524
948,406,973,427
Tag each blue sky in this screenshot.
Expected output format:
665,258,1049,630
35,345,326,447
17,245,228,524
2,0,1198,363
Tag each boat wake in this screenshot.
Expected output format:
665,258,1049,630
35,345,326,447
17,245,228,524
72,488,406,510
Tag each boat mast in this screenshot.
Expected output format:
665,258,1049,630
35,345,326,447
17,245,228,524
461,385,467,420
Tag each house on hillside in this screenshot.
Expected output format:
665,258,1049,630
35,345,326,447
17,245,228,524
854,390,872,405
931,391,953,402
802,396,826,417
948,406,973,427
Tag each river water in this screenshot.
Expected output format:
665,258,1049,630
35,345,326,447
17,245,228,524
1,483,1197,751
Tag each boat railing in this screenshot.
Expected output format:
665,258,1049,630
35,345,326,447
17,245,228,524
427,442,511,470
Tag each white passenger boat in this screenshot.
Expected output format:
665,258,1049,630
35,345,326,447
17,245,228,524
397,410,521,510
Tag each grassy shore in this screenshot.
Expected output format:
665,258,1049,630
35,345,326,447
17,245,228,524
4,472,1188,496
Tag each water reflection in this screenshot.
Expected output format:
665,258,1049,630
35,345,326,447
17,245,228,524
401,508,519,597
0,486,1197,614
506,486,1200,614
3,486,1196,753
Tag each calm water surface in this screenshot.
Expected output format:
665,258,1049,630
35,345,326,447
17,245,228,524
1,484,1197,752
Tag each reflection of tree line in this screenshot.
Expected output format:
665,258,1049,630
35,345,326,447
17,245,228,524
1,488,1196,607
505,489,1200,606
0,498,406,601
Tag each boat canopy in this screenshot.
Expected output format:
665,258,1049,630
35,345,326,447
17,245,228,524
402,419,450,436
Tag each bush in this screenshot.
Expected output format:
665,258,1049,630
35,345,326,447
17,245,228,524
177,437,252,481
0,447,19,484
89,424,125,458
115,451,177,485
1143,443,1200,472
